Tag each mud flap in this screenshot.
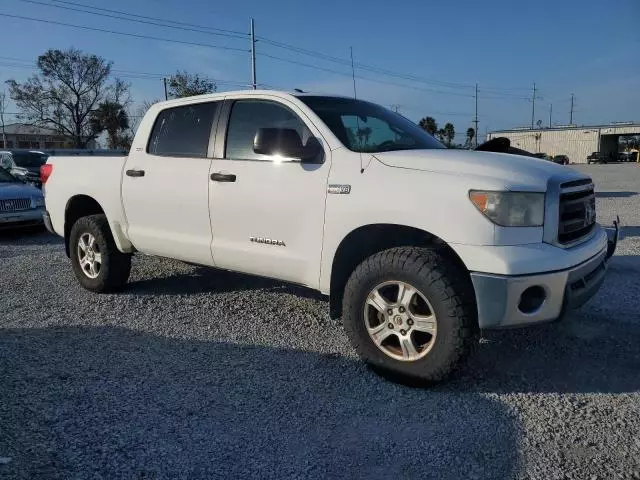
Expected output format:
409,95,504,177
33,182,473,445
606,215,622,260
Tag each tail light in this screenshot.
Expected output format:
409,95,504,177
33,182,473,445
40,164,53,184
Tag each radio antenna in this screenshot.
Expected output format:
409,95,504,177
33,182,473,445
350,47,357,99
350,47,366,173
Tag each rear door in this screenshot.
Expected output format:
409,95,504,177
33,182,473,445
122,101,219,265
208,96,331,288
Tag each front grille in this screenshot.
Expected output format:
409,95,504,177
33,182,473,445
0,198,31,212
558,180,596,245
560,178,593,189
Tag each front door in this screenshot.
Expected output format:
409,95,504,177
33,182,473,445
208,97,330,288
122,101,219,265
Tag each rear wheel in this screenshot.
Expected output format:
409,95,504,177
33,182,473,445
69,214,131,292
342,247,477,384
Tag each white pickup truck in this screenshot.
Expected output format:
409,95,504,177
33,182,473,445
41,90,619,382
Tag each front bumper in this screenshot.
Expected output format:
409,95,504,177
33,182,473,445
0,208,45,229
471,245,608,329
42,210,55,234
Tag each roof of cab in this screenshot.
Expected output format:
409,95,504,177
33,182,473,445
152,90,294,108
151,89,355,109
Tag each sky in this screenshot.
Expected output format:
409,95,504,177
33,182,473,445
1,0,639,142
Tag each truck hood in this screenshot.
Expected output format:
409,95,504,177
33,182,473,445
0,181,42,199
373,149,587,191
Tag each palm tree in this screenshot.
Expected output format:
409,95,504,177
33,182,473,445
90,101,130,149
418,116,437,136
356,127,372,147
436,128,446,143
465,128,475,148
443,123,455,147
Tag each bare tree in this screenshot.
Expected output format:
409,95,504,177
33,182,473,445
167,71,216,98
6,48,115,148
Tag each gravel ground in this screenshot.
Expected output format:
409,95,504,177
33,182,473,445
1,164,639,479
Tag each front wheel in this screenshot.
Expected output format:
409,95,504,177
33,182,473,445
69,214,132,292
342,247,477,384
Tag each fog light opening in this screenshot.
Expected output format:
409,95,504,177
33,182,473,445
518,286,546,314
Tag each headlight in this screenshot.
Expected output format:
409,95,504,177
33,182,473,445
469,191,545,227
32,196,45,208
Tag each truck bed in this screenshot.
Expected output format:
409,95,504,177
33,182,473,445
44,155,128,240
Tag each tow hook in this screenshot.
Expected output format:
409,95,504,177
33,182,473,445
606,215,622,260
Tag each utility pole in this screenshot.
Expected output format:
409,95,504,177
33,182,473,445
531,82,536,129
549,103,552,128
163,77,168,100
0,91,7,149
473,83,479,148
250,18,257,90
570,93,574,124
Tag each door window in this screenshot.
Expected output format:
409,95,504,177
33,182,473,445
147,102,218,157
225,100,311,160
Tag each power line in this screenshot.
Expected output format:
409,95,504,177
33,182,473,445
257,54,528,101
257,53,477,98
257,36,536,94
48,0,247,36
258,38,477,91
258,53,531,103
6,0,542,99
14,0,249,40
0,59,250,86
0,13,250,52
400,108,477,118
22,0,535,96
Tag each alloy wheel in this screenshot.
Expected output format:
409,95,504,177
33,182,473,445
364,281,438,361
77,233,102,279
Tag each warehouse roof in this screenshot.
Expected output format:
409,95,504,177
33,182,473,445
490,122,640,134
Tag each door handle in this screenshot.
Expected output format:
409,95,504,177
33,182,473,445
210,172,236,182
126,169,145,177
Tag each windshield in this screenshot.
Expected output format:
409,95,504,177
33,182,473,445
11,151,49,168
297,96,444,153
0,167,19,183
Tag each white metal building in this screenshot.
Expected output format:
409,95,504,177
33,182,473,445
487,123,640,164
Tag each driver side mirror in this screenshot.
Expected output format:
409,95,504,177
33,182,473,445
253,128,323,163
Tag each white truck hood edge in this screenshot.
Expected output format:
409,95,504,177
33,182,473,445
373,149,588,191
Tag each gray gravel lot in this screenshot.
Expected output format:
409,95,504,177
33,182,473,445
1,164,639,479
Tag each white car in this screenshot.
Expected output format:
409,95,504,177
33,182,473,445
41,91,617,383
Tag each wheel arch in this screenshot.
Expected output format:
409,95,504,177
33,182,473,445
63,194,134,257
64,195,105,257
328,223,472,319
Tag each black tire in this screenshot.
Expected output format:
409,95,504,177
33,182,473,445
342,247,477,384
69,214,131,292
